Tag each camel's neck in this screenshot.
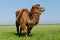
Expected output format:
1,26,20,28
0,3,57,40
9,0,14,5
30,12,40,25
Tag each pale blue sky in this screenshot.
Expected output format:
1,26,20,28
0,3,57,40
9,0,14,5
0,0,60,25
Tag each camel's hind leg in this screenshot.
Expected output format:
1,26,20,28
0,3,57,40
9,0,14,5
19,27,22,36
16,21,20,36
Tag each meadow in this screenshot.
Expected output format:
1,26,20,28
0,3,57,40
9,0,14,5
0,24,60,40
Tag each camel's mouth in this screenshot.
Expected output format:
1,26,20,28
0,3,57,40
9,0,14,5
39,7,45,12
35,7,45,14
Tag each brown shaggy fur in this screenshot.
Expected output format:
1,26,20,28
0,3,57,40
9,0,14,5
16,4,45,37
27,4,45,35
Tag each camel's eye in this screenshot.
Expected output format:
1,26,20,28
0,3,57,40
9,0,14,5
36,7,40,9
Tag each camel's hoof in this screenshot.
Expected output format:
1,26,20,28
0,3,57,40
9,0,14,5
25,35,28,38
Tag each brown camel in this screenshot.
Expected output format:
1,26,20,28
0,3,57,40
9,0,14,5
16,4,45,37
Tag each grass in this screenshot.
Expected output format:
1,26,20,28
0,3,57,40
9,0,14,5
0,24,60,40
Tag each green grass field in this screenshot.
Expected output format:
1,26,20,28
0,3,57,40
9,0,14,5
0,24,60,40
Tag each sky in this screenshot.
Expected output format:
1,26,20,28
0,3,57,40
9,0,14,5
0,0,60,25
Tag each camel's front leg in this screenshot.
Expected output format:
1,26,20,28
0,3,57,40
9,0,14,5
27,24,33,36
21,23,28,37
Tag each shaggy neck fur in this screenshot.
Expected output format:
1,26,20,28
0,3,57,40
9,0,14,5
30,10,40,25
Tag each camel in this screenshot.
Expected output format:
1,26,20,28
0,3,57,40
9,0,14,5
16,4,45,37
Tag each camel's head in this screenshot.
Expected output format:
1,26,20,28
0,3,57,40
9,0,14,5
31,4,45,15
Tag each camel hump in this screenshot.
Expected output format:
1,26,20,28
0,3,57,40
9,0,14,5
20,8,29,15
16,10,20,17
21,8,29,12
